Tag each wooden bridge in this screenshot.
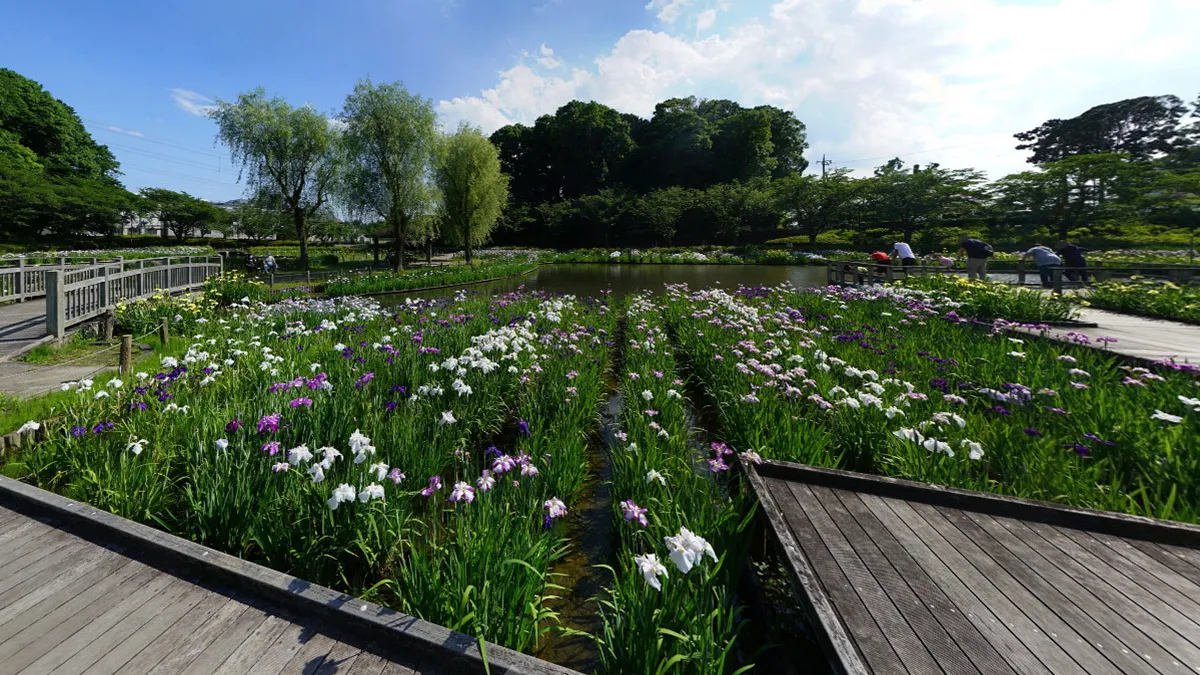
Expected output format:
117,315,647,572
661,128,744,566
0,256,222,360
0,475,577,675
748,459,1200,675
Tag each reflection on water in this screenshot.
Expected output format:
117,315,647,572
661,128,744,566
389,264,830,302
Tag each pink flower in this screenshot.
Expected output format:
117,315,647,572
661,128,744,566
449,481,475,504
420,475,443,497
620,499,649,527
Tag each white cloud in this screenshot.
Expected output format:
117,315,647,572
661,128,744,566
171,88,217,117
104,125,145,138
696,9,718,31
647,0,693,23
440,0,1200,178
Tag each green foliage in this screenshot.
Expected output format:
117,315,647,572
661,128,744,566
210,88,343,268
437,125,509,263
1083,279,1200,324
1015,95,1192,165
896,275,1078,323
340,78,439,269
138,187,227,241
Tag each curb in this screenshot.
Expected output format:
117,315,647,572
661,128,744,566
0,475,582,675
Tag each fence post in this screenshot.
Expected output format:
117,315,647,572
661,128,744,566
97,265,108,309
187,256,194,286
1017,260,1026,285
120,334,133,375
16,258,24,302
45,270,65,339
164,257,171,290
269,273,275,289
159,316,170,347
137,260,145,297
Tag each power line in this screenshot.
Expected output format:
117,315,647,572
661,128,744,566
104,142,225,173
120,164,238,188
84,119,225,158
829,139,1007,166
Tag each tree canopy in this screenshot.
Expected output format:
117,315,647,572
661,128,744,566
0,68,134,241
340,78,439,269
210,88,342,267
437,124,509,264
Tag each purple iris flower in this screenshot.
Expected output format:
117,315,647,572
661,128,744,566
226,419,243,433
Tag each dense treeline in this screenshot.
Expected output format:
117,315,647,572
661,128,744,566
490,94,1200,250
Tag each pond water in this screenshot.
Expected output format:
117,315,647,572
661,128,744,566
395,263,830,301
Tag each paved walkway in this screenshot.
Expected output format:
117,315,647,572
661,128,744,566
0,363,107,398
1028,308,1200,364
0,301,48,363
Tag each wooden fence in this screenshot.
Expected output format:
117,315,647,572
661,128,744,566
42,256,223,338
827,260,1200,292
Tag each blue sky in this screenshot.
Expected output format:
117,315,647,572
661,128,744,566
4,0,1198,201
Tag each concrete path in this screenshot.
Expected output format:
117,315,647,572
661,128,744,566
0,301,48,362
0,362,107,398
1028,307,1200,364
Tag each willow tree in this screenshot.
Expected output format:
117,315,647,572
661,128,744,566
210,88,341,268
436,124,509,264
340,79,438,270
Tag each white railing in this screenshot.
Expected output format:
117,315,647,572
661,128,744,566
43,256,223,338
0,257,122,304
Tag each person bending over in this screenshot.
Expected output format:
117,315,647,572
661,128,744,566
1022,244,1063,289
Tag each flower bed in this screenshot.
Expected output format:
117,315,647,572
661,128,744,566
1083,279,1200,324
0,246,215,263
325,259,537,296
893,275,1079,324
545,247,850,266
19,290,613,654
665,284,1199,523
593,294,750,673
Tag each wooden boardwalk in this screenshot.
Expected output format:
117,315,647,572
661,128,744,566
0,478,578,675
0,301,50,362
1029,307,1200,364
748,460,1200,675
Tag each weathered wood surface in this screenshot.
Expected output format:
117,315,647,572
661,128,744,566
1018,307,1200,364
751,459,1200,675
0,504,424,675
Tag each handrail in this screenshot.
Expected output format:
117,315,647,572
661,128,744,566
825,260,1200,291
43,256,224,338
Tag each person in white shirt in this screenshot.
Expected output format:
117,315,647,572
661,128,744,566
892,242,917,267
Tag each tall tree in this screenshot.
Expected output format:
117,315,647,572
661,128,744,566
210,88,342,268
863,160,986,242
773,169,862,244
1016,95,1191,165
436,124,509,264
340,79,439,270
139,188,224,240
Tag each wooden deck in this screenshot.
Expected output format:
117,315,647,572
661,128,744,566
748,460,1200,675
0,477,579,675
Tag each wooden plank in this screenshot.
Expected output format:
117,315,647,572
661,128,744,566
749,470,873,675
815,486,980,675
0,542,111,622
176,603,273,675
0,567,174,674
835,489,1016,675
1157,542,1200,574
141,595,253,675
272,630,338,675
898,500,1116,674
0,525,63,569
791,481,941,674
1054,526,1200,623
1084,532,1200,598
311,638,365,675
961,510,1195,675
212,611,293,675
0,520,39,550
932,506,1176,675
0,535,90,600
243,615,327,675
80,581,212,675
344,648,391,675
1011,519,1200,656
1127,540,1200,587
50,577,201,674
860,493,1055,675
0,555,138,646
114,587,240,675
769,478,906,674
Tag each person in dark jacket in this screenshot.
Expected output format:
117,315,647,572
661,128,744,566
958,235,993,280
1056,240,1090,284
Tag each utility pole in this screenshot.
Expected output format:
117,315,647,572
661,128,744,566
819,154,833,179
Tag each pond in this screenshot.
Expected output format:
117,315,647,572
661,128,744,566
395,263,830,301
